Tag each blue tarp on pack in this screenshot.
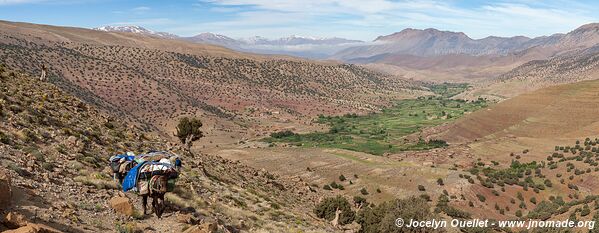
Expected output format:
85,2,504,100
122,161,147,192
110,154,135,162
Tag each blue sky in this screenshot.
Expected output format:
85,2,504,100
1,0,599,41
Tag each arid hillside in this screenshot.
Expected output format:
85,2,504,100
0,66,335,232
425,79,599,163
460,44,599,100
0,20,425,142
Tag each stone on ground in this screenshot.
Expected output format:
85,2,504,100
2,212,28,229
182,221,218,233
109,196,135,216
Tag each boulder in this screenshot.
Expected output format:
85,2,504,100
2,212,28,229
0,169,12,209
109,196,134,216
3,223,61,233
176,213,195,224
182,222,217,233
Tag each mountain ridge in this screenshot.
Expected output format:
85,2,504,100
94,25,363,58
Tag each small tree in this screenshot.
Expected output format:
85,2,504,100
313,196,355,226
176,117,203,154
176,117,203,143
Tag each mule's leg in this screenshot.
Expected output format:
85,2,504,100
152,196,157,217
156,194,165,218
142,195,148,215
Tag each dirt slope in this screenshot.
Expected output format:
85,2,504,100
0,66,334,232
0,20,425,146
430,79,599,143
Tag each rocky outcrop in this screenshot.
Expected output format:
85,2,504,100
3,223,61,233
0,169,12,209
2,212,28,229
2,212,60,233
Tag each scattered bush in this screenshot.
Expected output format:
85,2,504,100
360,188,369,195
269,130,296,138
437,178,444,186
515,210,522,218
353,196,367,207
476,194,486,202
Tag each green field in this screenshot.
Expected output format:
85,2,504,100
426,82,470,98
265,93,488,155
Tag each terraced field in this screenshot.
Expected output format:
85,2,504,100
264,88,487,155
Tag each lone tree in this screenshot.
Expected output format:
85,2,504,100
176,117,203,153
313,195,355,226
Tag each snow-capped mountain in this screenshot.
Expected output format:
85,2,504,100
184,33,362,47
93,25,178,39
183,33,364,58
93,25,364,58
184,32,240,47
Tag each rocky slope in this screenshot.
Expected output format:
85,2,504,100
0,66,334,232
459,44,599,100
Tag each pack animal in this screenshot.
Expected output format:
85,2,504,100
140,175,168,218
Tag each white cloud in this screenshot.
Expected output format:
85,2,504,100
111,18,175,27
0,0,42,5
132,6,150,12
193,0,599,40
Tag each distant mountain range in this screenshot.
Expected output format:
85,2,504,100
93,24,599,82
94,25,179,39
332,23,599,61
93,25,363,58
94,24,599,62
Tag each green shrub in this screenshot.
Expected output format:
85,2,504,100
581,204,591,217
437,178,444,186
313,196,355,226
476,194,486,202
530,197,537,204
0,131,10,145
270,130,296,139
360,188,369,195
353,196,367,206
339,174,346,181
356,196,436,233
420,194,431,202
